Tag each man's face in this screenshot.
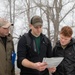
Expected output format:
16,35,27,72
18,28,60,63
0,27,9,37
60,34,72,46
30,24,42,37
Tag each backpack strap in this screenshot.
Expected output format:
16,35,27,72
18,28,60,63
23,33,31,46
17,33,31,68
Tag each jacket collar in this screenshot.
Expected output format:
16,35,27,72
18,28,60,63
28,29,43,39
0,34,12,42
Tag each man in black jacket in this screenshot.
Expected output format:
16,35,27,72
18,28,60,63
53,26,75,75
17,15,56,75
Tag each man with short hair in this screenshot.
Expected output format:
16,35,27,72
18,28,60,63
0,18,15,75
53,26,75,75
17,15,56,75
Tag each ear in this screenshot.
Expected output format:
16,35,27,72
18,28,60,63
29,24,32,29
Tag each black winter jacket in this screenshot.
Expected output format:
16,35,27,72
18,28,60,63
17,30,52,75
53,38,75,75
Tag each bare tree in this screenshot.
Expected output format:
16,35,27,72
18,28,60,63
33,0,75,46
1,0,75,46
8,0,16,24
12,0,16,24
46,0,51,39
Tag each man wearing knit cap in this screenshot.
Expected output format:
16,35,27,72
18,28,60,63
17,15,56,75
0,18,15,75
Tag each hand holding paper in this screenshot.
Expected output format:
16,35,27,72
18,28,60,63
43,57,64,68
48,67,56,73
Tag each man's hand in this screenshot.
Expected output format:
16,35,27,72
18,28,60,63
48,67,56,73
22,59,47,71
34,62,47,71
